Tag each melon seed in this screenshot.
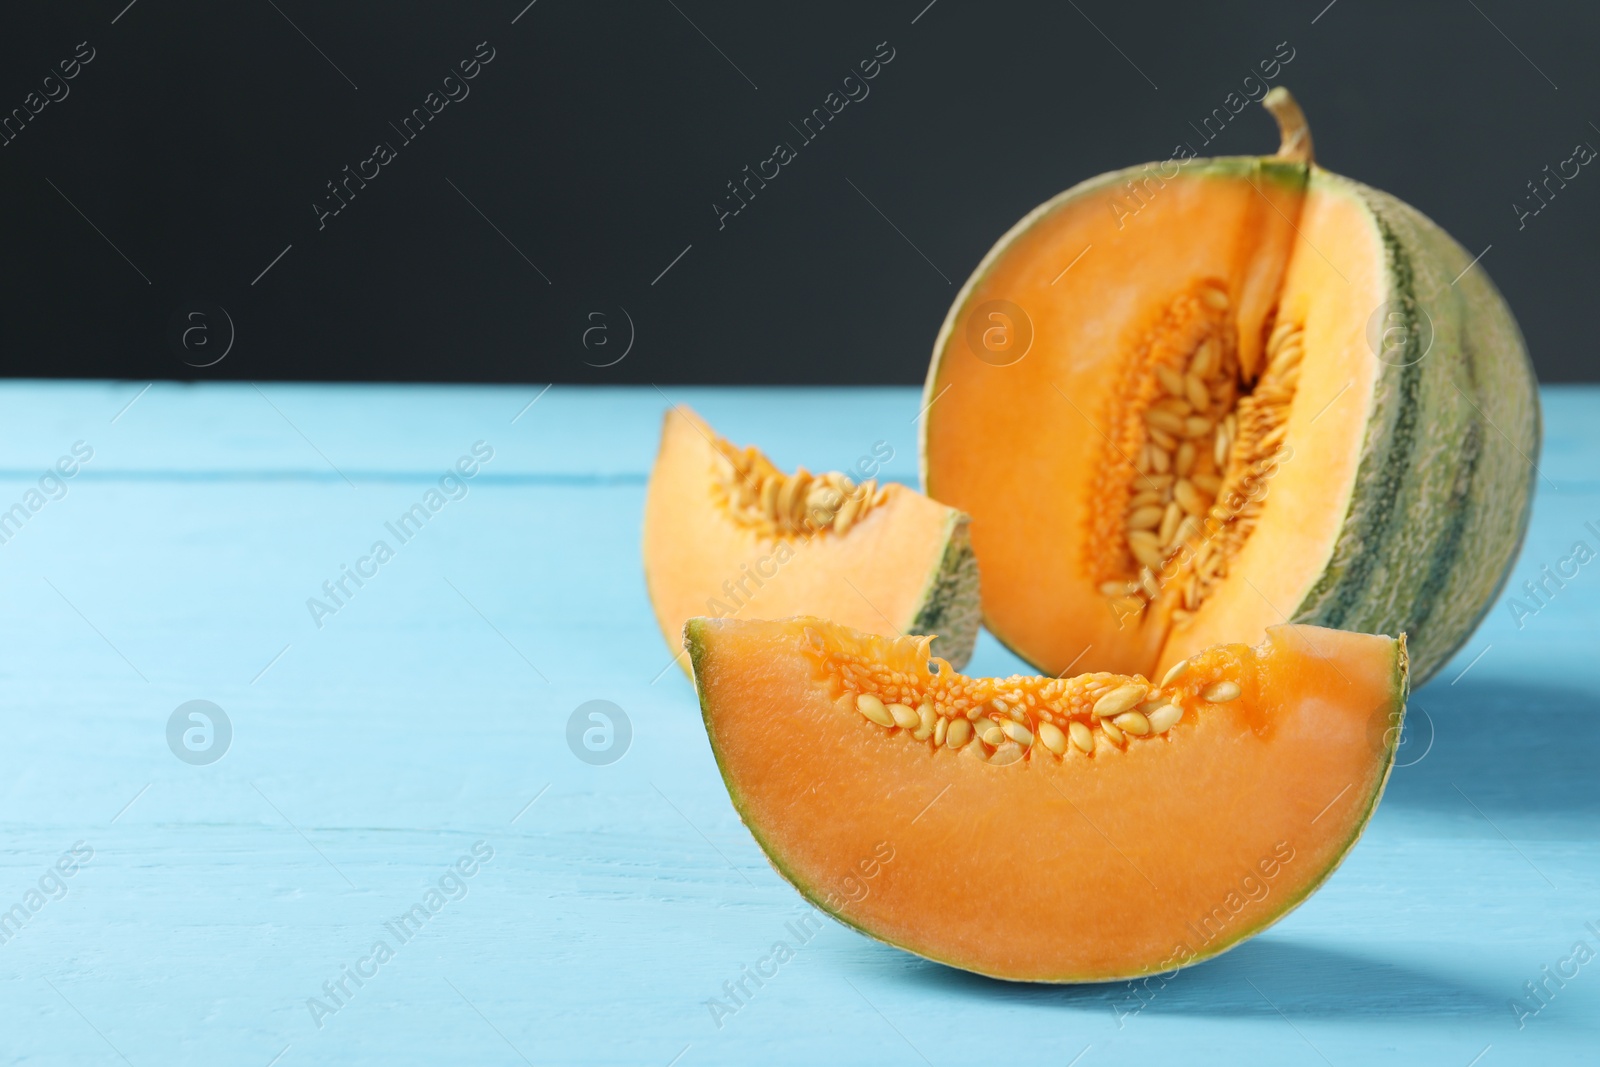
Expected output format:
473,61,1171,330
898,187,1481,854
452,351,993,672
888,702,920,730
1038,721,1067,755
856,693,894,727
1173,479,1209,516
833,491,863,534
1002,720,1033,746
1202,680,1241,703
1147,703,1183,733
1128,506,1164,530
1093,683,1147,718
1129,489,1164,509
1128,530,1161,552
989,742,1025,766
777,469,807,525
1068,720,1094,753
1201,287,1230,311
934,716,948,747
915,703,936,740
1175,440,1196,477
979,720,1006,746
1139,568,1161,599
1158,502,1183,547
1145,409,1187,436
1129,536,1165,570
1101,718,1126,744
1113,710,1151,736
806,483,840,523
1156,364,1186,397
1148,427,1180,452
945,718,972,749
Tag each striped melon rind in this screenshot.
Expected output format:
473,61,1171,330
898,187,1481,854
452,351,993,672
909,517,981,668
1290,171,1539,684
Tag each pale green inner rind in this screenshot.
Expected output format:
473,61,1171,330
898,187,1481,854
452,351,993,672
912,516,981,670
1291,171,1539,685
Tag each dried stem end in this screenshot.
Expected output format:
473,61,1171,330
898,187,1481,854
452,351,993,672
1262,87,1314,164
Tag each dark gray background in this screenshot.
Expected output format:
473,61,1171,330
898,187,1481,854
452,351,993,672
0,0,1593,383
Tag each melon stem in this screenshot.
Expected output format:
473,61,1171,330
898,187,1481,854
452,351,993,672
1262,87,1314,164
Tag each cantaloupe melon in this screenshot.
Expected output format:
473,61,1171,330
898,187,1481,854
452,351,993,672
645,406,980,671
687,615,1406,981
920,89,1537,685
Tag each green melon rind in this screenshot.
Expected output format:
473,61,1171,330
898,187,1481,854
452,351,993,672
1289,171,1539,685
912,515,981,669
685,619,1407,984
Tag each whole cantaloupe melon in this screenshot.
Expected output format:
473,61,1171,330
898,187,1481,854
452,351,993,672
920,89,1538,686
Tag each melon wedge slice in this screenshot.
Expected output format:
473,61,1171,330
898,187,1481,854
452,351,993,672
645,406,980,670
687,615,1407,982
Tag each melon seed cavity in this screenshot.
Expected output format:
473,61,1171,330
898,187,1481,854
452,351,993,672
813,638,1246,765
1089,280,1299,626
711,435,888,538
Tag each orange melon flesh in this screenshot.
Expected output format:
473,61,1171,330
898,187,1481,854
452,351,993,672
688,616,1406,982
1156,184,1383,672
645,407,980,671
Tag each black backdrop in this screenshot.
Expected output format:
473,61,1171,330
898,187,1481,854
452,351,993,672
0,0,1594,383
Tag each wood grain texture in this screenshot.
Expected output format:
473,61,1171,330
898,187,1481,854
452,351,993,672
0,381,1594,1065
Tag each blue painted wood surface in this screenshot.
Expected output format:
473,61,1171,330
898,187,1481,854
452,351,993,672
0,381,1595,1066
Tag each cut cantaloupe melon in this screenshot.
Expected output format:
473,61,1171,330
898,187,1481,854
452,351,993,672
687,615,1407,982
644,406,980,672
920,89,1537,686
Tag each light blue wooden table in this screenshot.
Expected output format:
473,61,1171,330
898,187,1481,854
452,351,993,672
0,381,1595,1065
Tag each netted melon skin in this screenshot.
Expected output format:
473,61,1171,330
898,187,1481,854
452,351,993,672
1291,172,1539,686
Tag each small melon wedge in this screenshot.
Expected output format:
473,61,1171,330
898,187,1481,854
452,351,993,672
687,616,1406,982
644,406,980,670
